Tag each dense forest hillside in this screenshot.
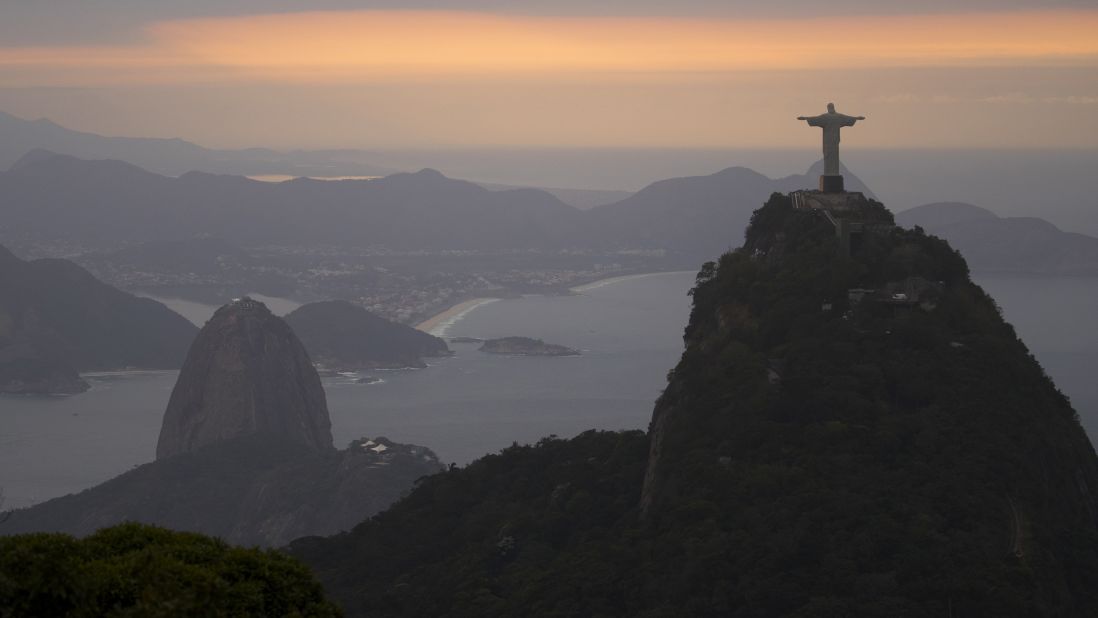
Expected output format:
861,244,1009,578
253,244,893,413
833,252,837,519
293,194,1098,617
0,523,340,616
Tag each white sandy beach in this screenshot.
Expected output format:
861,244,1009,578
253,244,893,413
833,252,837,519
569,271,695,293
415,298,501,337
416,271,696,338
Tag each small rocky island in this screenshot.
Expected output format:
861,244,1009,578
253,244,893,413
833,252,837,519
479,337,580,357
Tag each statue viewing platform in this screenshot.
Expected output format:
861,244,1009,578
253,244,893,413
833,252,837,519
790,189,893,255
790,189,871,212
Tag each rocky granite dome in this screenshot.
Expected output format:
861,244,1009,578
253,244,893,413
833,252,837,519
285,300,450,370
292,194,1098,617
157,297,332,459
3,298,443,547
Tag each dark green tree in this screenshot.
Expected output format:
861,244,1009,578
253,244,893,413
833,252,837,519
0,523,341,617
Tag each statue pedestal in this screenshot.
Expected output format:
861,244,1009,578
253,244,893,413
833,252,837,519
819,175,844,193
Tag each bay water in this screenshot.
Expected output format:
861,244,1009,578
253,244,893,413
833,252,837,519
2,271,1096,511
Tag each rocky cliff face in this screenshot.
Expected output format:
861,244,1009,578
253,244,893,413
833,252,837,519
157,298,332,460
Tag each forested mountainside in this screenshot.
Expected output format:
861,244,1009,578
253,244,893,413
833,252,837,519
293,194,1098,617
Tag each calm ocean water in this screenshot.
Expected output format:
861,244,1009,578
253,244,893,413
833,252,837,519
0,272,694,510
2,271,1096,510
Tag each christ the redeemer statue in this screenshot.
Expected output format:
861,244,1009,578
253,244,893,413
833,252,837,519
797,102,864,192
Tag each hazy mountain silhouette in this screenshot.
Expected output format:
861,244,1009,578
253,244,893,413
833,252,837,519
0,243,196,368
898,202,1098,275
897,201,994,228
0,110,396,178
478,181,633,209
0,151,589,250
2,150,870,260
0,243,197,393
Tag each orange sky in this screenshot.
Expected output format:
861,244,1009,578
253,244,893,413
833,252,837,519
3,10,1097,82
0,9,1095,148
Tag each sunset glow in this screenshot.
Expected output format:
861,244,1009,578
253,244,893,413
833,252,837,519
1,6,1096,149
1,10,1097,85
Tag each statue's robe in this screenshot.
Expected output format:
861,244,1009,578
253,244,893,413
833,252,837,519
804,112,859,175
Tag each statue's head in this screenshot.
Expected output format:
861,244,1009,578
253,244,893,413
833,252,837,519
827,102,836,113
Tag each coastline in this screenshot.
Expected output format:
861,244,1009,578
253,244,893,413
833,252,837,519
569,270,695,293
415,298,501,337
416,270,697,338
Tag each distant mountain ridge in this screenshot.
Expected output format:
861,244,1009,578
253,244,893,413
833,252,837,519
0,151,589,251
0,110,397,178
897,202,1098,275
1,150,868,261
1,110,642,211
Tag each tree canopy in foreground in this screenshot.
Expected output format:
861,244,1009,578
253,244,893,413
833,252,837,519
0,523,340,617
